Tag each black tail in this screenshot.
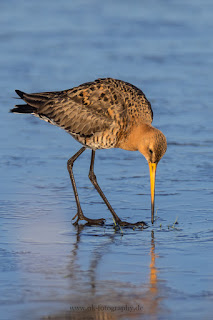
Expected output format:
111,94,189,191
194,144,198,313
10,104,37,114
15,89,25,99
10,90,37,114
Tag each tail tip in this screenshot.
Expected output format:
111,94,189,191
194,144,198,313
15,89,25,98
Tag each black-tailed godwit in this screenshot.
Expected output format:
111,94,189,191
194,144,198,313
11,78,167,226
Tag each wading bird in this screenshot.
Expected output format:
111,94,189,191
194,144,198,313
11,78,167,227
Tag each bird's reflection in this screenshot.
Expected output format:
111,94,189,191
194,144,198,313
44,227,166,320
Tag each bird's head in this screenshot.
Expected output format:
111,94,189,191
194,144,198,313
138,125,167,224
138,127,167,164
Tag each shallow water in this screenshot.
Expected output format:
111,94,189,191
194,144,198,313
0,0,213,319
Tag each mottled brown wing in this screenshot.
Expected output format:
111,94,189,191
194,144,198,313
17,80,127,138
78,78,153,123
15,78,153,139
37,96,114,137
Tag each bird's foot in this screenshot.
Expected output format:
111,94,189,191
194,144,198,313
72,210,105,226
114,218,148,229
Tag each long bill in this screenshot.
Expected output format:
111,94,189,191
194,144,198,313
149,162,157,224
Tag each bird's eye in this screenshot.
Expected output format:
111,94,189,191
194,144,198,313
149,149,153,154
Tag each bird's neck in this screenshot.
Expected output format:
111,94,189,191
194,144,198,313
117,123,153,151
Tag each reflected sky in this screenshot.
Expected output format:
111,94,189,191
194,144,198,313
46,229,165,320
0,0,213,319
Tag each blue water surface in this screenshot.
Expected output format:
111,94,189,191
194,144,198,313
0,0,213,319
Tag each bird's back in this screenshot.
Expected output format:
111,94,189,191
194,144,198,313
12,78,153,150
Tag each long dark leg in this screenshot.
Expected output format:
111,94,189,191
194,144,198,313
88,150,122,225
88,150,147,228
67,147,105,225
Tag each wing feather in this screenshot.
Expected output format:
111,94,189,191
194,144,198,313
14,78,153,140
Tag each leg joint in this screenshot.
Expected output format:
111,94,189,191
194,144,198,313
67,147,86,170
88,170,97,182
67,158,74,169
